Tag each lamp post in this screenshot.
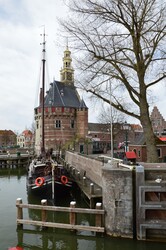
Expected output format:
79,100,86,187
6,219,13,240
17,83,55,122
109,79,113,163
123,121,130,152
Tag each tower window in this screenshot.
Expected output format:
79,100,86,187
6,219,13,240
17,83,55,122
71,120,74,128
65,62,70,68
55,120,61,128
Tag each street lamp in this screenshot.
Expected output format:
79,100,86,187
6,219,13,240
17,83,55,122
109,79,113,163
123,121,130,152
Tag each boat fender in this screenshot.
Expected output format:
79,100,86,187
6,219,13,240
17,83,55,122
35,177,45,187
61,175,68,185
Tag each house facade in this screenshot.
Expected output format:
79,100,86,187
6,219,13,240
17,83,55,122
150,106,166,137
17,130,33,148
0,130,16,149
87,122,143,155
129,140,166,163
128,107,166,162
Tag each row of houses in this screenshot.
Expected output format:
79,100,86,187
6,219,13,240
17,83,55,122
0,105,166,162
0,129,33,152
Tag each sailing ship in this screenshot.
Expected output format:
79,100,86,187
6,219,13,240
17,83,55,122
26,31,72,196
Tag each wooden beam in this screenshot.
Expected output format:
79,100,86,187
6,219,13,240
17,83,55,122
17,203,105,214
17,219,105,233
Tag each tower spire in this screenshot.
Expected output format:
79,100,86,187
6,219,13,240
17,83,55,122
60,44,74,85
66,37,68,48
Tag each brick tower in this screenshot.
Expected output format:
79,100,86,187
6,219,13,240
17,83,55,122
76,99,88,139
34,45,88,155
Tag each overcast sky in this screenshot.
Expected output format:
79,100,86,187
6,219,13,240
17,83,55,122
0,0,165,134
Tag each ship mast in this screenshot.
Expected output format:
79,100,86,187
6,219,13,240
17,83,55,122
41,30,46,157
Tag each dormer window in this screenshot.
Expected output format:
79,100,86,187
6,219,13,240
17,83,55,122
60,89,64,96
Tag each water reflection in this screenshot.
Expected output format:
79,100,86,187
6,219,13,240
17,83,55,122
17,228,105,250
16,184,104,250
1,171,166,250
16,227,166,250
16,192,166,250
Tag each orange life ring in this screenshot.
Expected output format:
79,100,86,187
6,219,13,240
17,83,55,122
61,175,68,185
35,177,45,187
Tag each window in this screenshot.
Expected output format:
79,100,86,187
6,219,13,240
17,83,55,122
157,148,161,158
55,120,61,128
71,120,74,128
133,148,136,153
157,119,161,126
138,150,141,158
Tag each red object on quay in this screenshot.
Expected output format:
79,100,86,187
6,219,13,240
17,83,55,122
8,247,23,250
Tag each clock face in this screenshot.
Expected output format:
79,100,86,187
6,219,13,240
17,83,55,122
67,72,72,80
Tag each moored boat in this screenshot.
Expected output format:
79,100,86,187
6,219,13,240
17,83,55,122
26,158,72,196
26,30,72,197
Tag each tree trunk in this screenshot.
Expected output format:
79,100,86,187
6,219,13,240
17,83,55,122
140,103,159,163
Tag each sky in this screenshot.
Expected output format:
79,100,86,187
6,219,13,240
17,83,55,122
0,0,165,134
0,0,102,134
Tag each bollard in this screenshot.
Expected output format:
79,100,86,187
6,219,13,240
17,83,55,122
77,171,80,180
16,198,23,227
83,176,86,186
69,166,72,175
90,183,94,195
41,199,47,225
95,202,102,227
70,201,76,226
72,168,75,176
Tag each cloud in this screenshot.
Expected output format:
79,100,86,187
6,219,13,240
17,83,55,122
0,0,165,135
0,0,68,133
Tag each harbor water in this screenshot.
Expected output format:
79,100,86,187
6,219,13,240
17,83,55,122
0,170,166,250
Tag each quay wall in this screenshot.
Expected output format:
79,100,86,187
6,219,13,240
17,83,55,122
65,151,103,187
65,151,134,238
102,166,133,238
0,153,31,169
65,151,166,241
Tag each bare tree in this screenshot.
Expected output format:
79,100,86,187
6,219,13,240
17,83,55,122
98,103,126,124
60,0,166,162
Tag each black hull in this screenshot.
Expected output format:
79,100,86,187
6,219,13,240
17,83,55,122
26,177,72,199
27,159,73,199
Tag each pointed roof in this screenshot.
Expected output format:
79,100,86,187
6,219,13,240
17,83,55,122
22,130,33,137
130,133,166,146
79,98,87,109
43,80,88,109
